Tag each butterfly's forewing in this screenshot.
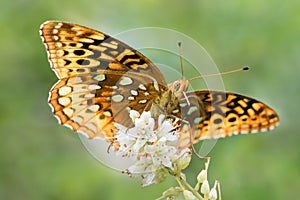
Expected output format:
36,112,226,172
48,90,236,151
41,21,168,139
179,90,279,147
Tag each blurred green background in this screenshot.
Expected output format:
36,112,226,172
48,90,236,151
1,0,299,199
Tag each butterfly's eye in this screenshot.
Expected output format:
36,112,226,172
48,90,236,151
173,81,181,91
170,80,189,95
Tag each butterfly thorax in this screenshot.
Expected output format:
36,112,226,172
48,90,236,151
150,79,190,119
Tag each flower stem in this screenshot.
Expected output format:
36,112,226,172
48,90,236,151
175,173,203,199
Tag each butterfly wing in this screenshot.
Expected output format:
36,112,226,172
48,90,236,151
177,90,279,148
40,21,167,139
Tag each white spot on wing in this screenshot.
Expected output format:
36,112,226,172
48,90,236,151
172,109,179,114
85,93,95,98
269,126,275,130
63,108,74,117
241,130,248,134
53,35,59,41
260,128,268,132
128,96,135,100
103,111,112,117
58,86,72,96
93,74,106,81
58,97,71,106
112,94,124,102
179,103,187,107
251,129,258,134
138,99,147,104
68,77,83,84
88,84,101,90
130,90,138,96
119,76,133,86
57,49,64,57
138,84,147,90
88,104,100,112
56,42,63,48
194,117,202,124
187,106,198,115
79,38,94,43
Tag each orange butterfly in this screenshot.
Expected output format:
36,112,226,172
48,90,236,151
40,21,279,149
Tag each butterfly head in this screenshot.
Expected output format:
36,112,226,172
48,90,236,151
168,79,190,98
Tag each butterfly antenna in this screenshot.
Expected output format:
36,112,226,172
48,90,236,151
178,42,184,80
189,66,250,81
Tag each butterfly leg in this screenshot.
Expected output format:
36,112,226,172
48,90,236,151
176,118,209,160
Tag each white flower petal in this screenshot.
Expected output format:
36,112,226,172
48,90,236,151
158,114,165,126
114,122,127,132
132,139,147,152
129,110,140,122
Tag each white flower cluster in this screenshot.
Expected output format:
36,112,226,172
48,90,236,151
114,110,191,186
197,176,218,200
189,159,219,200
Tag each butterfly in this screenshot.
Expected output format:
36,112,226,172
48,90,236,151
40,21,279,149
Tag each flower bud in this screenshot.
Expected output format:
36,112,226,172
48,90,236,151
183,190,197,200
200,180,210,195
177,149,192,170
209,187,218,200
197,169,207,183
